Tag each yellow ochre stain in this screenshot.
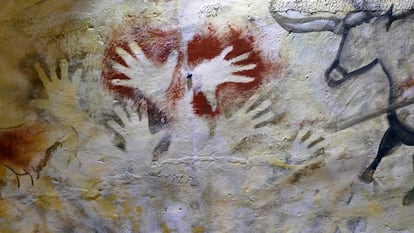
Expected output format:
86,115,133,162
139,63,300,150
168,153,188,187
160,222,172,233
192,225,206,233
0,198,11,218
269,158,295,169
136,205,144,215
120,198,141,232
95,194,118,219
35,178,64,211
0,165,7,186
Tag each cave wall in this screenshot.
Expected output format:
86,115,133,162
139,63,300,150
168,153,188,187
1,1,414,232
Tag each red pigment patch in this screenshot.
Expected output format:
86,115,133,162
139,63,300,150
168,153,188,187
403,78,414,89
103,19,282,123
0,122,49,173
187,25,281,117
102,21,182,101
101,19,184,132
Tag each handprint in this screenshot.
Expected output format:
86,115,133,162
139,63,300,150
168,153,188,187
111,41,178,102
30,60,86,127
106,100,165,163
30,59,95,156
191,46,257,111
214,84,285,152
288,127,327,164
244,85,285,129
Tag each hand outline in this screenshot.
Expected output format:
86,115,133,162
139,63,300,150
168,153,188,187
111,41,178,102
191,46,257,110
31,59,83,124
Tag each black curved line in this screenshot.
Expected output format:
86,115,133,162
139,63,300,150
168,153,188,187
0,122,28,130
325,59,378,87
346,59,379,77
377,60,395,104
377,60,414,144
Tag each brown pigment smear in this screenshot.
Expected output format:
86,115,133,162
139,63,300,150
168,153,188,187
0,122,49,173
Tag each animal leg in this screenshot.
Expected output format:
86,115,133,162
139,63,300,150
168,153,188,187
359,128,401,183
3,164,31,188
26,170,34,186
403,153,414,206
35,141,63,179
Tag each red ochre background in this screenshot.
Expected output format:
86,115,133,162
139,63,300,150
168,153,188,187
101,18,281,128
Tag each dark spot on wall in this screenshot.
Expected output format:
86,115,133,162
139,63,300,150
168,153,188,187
346,217,367,233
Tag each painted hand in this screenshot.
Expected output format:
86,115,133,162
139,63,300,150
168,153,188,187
191,46,257,110
31,59,84,125
288,127,327,164
242,85,284,129
215,84,285,151
111,41,178,101
107,100,164,163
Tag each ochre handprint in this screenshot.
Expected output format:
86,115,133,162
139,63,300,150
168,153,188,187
30,60,91,164
31,59,85,127
191,46,257,111
111,41,178,103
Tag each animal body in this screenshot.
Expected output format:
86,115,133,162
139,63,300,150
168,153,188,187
271,5,414,205
0,121,66,187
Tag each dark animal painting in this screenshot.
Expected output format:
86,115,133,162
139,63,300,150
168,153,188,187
270,5,414,205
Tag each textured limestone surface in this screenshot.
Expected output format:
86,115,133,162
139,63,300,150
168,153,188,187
1,0,414,232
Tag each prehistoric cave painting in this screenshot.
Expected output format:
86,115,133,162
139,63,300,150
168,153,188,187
31,60,83,123
270,4,414,205
216,84,286,153
101,22,182,159
0,59,90,187
101,18,281,159
288,128,326,164
0,122,64,187
30,60,91,153
187,26,270,118
101,21,182,135
106,99,166,162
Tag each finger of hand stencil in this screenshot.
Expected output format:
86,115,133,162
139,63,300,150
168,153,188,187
60,60,69,81
166,50,179,68
229,52,251,63
246,95,268,113
111,78,135,88
29,99,49,110
219,46,234,59
112,62,134,78
225,75,255,83
72,69,82,89
306,136,325,149
116,47,137,66
251,100,272,120
254,113,285,128
231,63,257,72
107,119,125,133
124,100,141,121
129,42,148,65
113,105,129,127
49,65,59,82
34,63,50,85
